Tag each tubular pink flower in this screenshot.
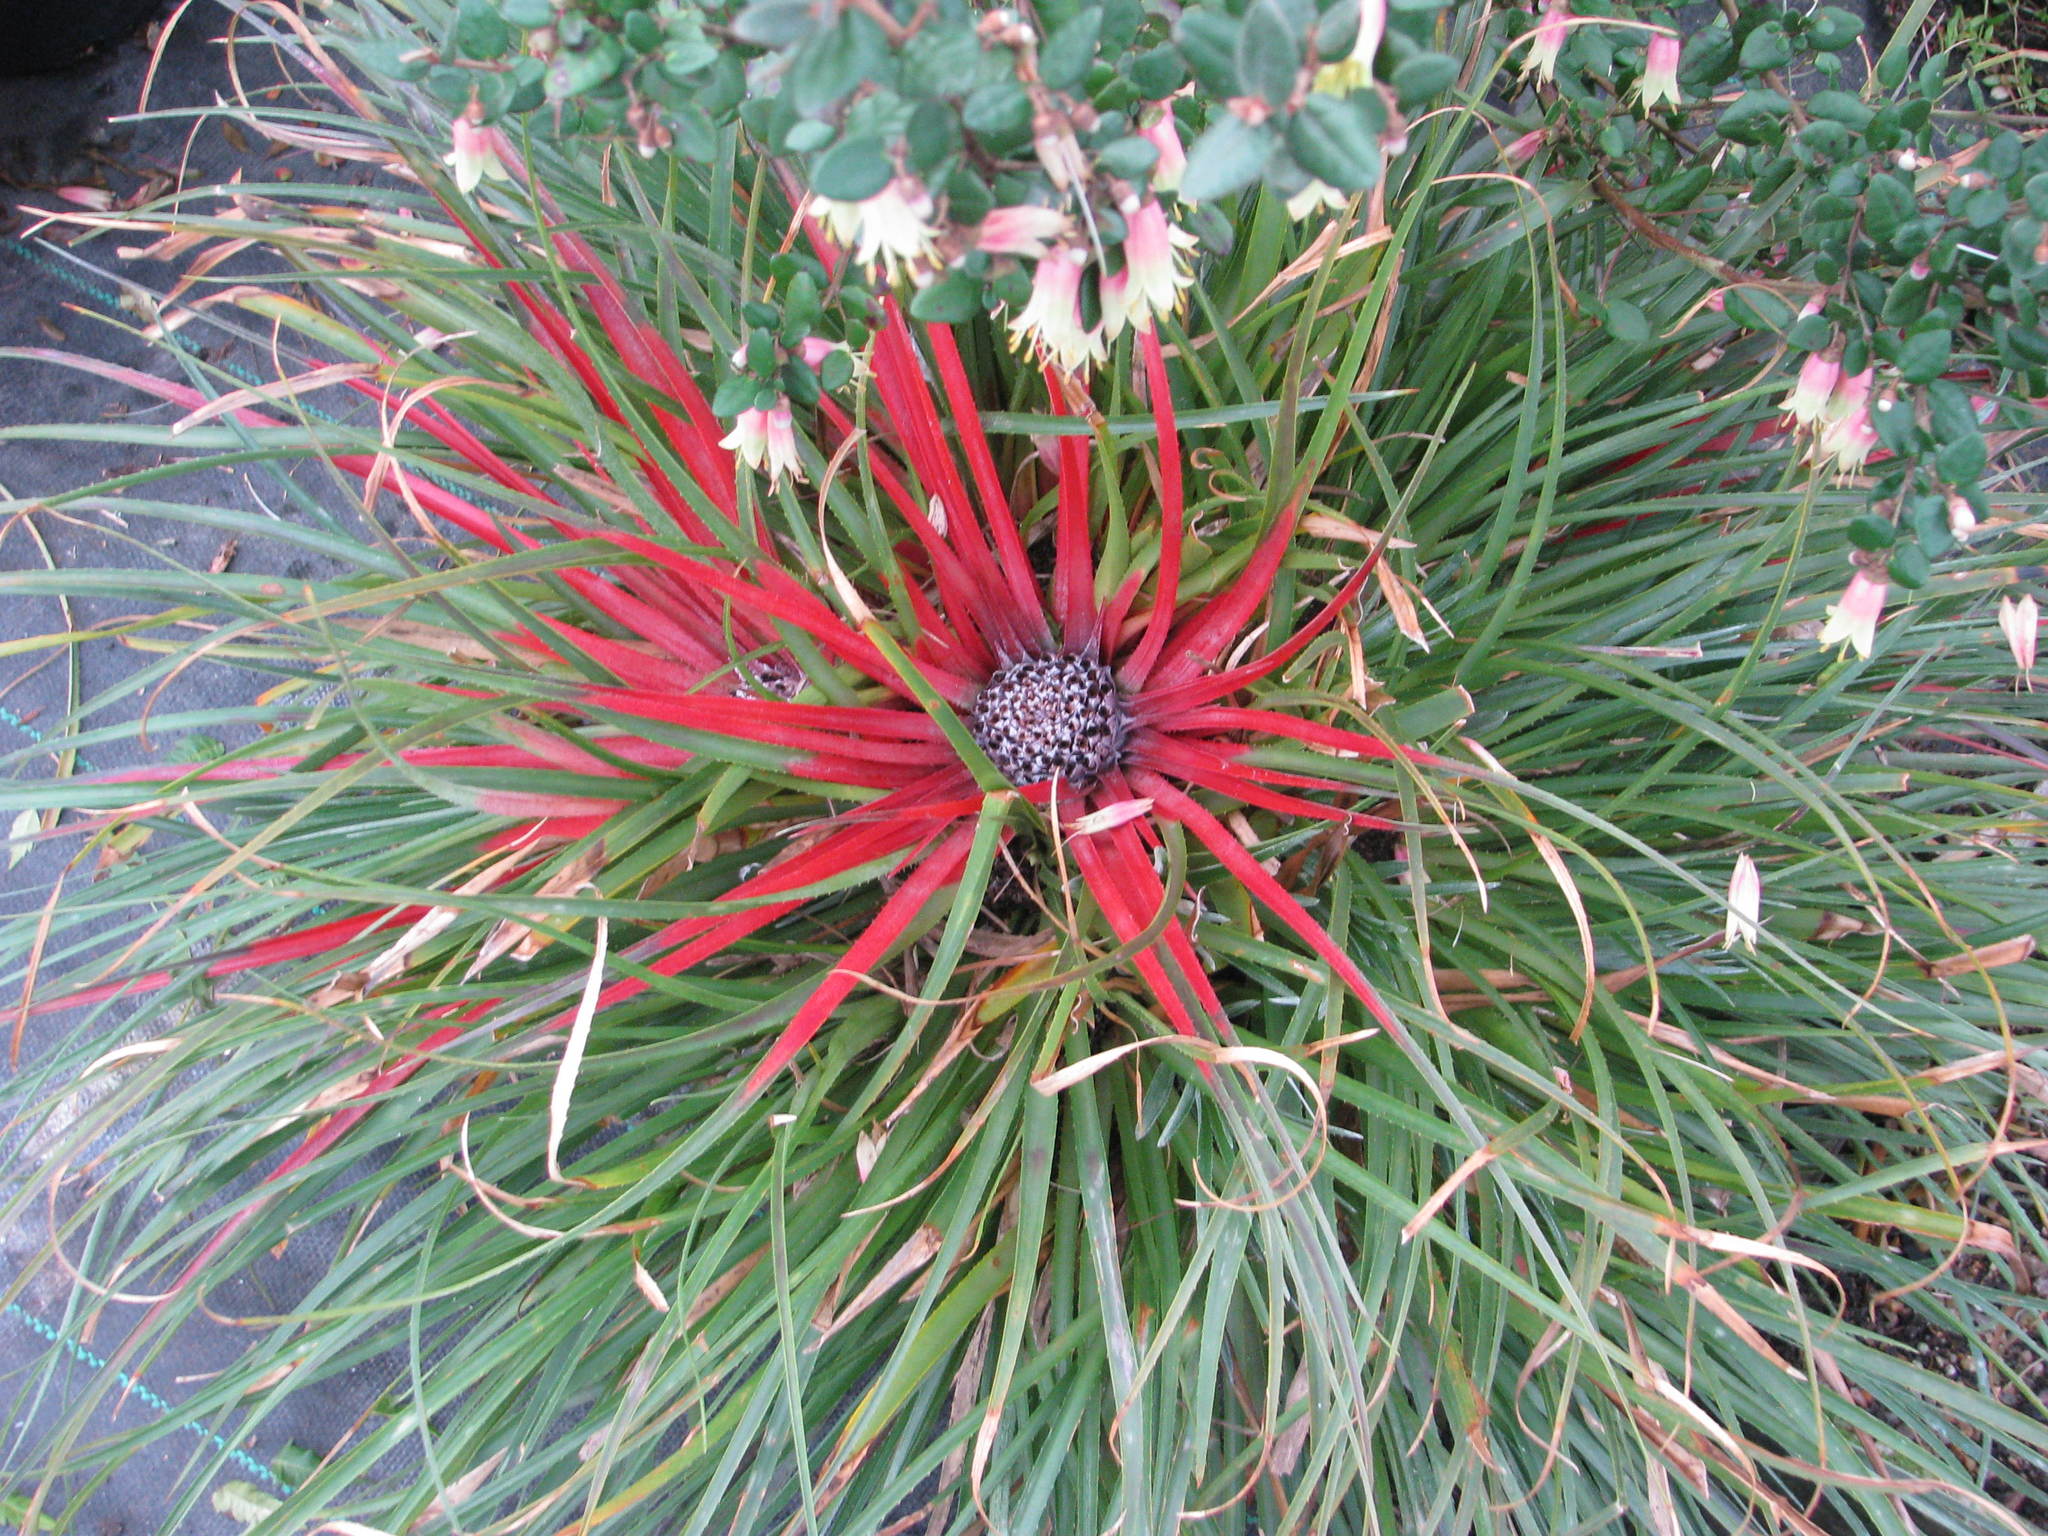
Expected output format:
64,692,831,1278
1314,0,1388,93
1946,493,1977,541
446,110,513,194
812,179,939,283
1103,200,1196,339
1723,853,1761,952
1636,32,1681,110
1811,367,1877,477
1502,129,1547,164
1818,569,1886,659
1780,349,1842,432
1524,0,1570,82
1285,178,1349,221
1008,246,1106,373
720,401,802,485
1353,0,1388,73
974,204,1072,259
2000,593,2039,684
1139,106,1187,194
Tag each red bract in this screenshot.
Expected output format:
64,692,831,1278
39,223,1442,1114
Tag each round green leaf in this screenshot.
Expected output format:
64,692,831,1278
1924,381,1977,443
1807,89,1874,129
1870,392,1918,456
810,136,894,202
623,10,662,53
1806,6,1864,51
1175,11,1243,99
1601,298,1650,346
1717,89,1791,146
1236,0,1303,108
962,80,1032,138
1180,114,1275,202
1391,51,1459,107
1847,514,1896,551
1039,7,1104,92
1887,543,1931,589
1286,93,1383,194
2004,218,2045,280
784,119,835,152
1096,135,1160,181
908,272,982,324
711,376,757,417
1643,164,1712,214
1129,46,1188,99
1896,328,1951,385
2025,173,2048,222
1935,429,1987,483
1799,121,1853,161
505,55,546,113
1786,311,1834,351
1720,288,1792,331
944,166,994,225
1985,131,2023,182
452,0,512,61
1679,29,1735,91
1860,173,1914,245
1905,493,1954,556
732,0,820,48
903,101,957,174
548,36,624,100
781,360,822,407
1737,22,1791,72
668,103,718,162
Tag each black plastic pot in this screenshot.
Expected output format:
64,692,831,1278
1,0,165,76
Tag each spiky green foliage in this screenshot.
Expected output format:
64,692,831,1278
4,12,2048,1536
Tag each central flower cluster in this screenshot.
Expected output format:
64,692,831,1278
967,652,1130,789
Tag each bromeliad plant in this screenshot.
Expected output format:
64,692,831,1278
6,6,2048,1534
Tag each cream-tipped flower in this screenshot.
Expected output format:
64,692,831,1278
1780,349,1841,432
1008,246,1106,374
1138,106,1187,194
720,401,802,486
1813,367,1878,477
797,336,845,371
1636,32,1682,110
1313,0,1388,94
810,179,939,283
797,335,863,386
1523,0,1570,82
1285,178,1349,221
1723,853,1761,952
1946,492,1978,542
445,108,513,195
1999,592,2039,686
974,204,1072,260
1818,568,1886,659
1102,199,1196,338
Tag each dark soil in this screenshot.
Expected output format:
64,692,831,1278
1827,1248,2048,1522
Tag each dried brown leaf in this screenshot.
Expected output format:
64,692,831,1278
1917,933,2036,979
